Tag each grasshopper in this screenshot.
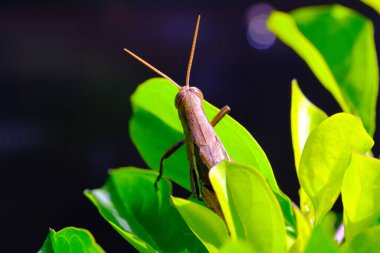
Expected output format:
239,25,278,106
124,16,231,217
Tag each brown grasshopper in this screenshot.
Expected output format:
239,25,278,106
124,16,231,217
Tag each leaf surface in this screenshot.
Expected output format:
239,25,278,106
291,79,327,171
287,205,312,253
85,167,206,253
304,214,339,253
39,227,105,253
290,80,328,219
342,153,380,240
210,161,286,253
219,240,254,253
298,113,373,223
361,0,380,13
342,226,380,253
172,197,229,253
268,5,378,136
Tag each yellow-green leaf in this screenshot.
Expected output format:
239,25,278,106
290,80,328,220
287,205,312,253
210,161,286,253
299,113,373,223
171,197,229,253
291,79,328,172
342,226,380,253
219,240,254,253
304,214,339,253
268,5,378,136
362,0,380,14
342,153,380,240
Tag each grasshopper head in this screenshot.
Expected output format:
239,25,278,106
175,86,204,108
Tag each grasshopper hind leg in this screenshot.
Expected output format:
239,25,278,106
211,105,230,127
154,139,185,189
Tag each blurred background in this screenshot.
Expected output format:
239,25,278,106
1,0,379,251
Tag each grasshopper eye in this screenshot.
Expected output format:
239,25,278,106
190,87,204,100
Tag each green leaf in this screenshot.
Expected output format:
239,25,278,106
130,78,294,228
342,153,380,240
171,197,229,253
130,78,187,189
85,167,206,253
210,161,286,253
342,226,380,253
290,80,328,220
268,5,378,136
291,79,327,172
287,205,312,253
219,240,254,253
361,0,380,14
40,230,55,253
304,214,339,253
39,227,105,253
298,113,373,223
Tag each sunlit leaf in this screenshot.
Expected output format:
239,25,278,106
361,0,380,14
304,214,339,253
287,205,312,253
39,227,105,253
290,80,328,219
85,167,206,253
342,153,380,240
342,226,380,253
298,113,373,223
130,78,294,227
268,5,378,136
290,79,327,172
219,240,254,253
210,161,286,253
172,197,229,253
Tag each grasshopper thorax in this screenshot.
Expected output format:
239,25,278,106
175,86,204,108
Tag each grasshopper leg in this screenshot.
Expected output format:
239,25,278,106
210,105,230,127
190,165,201,199
154,139,185,189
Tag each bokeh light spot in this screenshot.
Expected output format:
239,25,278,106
246,3,276,50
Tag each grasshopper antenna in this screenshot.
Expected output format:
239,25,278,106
123,48,181,89
186,15,201,88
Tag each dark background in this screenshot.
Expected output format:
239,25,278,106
1,1,379,252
